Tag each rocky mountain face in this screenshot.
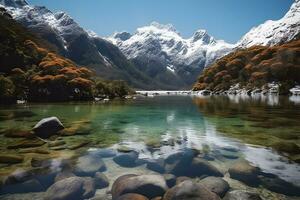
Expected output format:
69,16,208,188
193,38,300,94
108,22,234,87
1,0,299,90
237,0,300,48
108,0,300,88
0,0,157,89
193,0,300,94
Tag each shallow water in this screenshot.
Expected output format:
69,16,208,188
0,95,300,199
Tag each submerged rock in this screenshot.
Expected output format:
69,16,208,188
145,139,162,149
3,168,33,185
199,176,229,197
117,146,134,153
163,180,221,200
113,151,139,167
0,154,24,164
161,138,175,146
221,146,239,153
175,176,191,185
164,150,196,176
146,159,165,173
219,150,239,159
111,174,168,199
223,190,262,200
74,155,106,176
165,150,222,178
189,158,223,177
94,172,109,189
3,129,33,138
0,179,44,194
18,148,50,154
54,171,75,182
50,146,67,151
116,193,149,200
228,160,260,186
68,140,90,150
152,197,162,200
44,176,96,200
163,174,176,188
60,125,91,136
0,192,45,200
260,176,300,196
32,117,64,138
48,140,66,147
90,148,117,158
31,157,53,168
7,139,45,149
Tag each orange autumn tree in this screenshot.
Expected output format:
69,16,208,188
193,39,300,94
0,12,132,104
27,40,95,101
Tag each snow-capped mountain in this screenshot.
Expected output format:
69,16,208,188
0,0,159,89
237,0,300,47
0,0,27,8
1,0,299,89
108,22,234,86
110,23,235,67
0,0,102,61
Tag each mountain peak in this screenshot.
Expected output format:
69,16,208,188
149,21,177,32
191,29,215,44
113,31,132,41
237,0,300,47
0,0,28,8
284,0,300,19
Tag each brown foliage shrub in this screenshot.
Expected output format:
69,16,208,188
193,39,300,92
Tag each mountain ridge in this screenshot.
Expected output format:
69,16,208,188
0,0,161,89
1,0,299,90
237,0,300,47
107,21,235,88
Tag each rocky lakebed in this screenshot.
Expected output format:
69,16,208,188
0,96,299,200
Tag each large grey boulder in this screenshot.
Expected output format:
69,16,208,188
32,117,64,138
146,159,165,173
94,172,109,189
3,168,33,185
0,179,44,194
163,180,221,200
189,158,223,177
113,151,139,167
164,150,196,177
74,155,106,176
116,193,149,200
199,176,229,197
111,174,168,200
228,160,260,186
164,149,222,178
44,176,96,200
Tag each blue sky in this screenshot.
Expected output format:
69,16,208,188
28,0,294,43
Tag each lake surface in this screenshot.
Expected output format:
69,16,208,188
0,95,300,199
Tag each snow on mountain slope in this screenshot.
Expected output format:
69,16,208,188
0,0,89,51
107,22,234,86
0,0,27,8
237,0,300,48
108,22,234,69
1,0,299,89
107,0,299,87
